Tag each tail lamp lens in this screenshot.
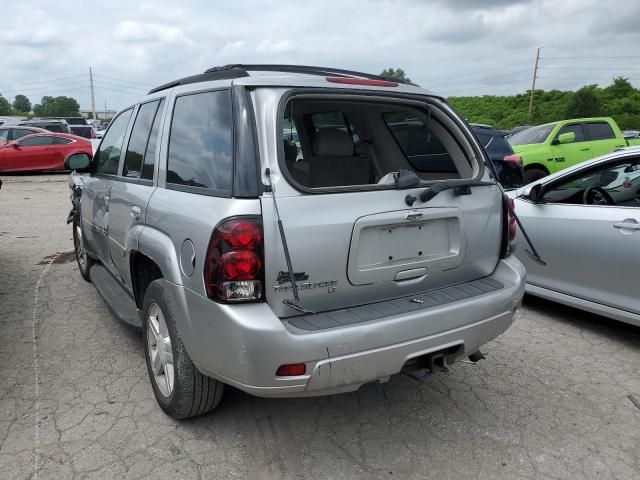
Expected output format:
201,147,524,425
503,154,523,165
276,363,306,376
204,218,264,302
216,220,262,250
507,197,517,242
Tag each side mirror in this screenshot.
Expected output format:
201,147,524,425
64,152,92,172
556,132,576,145
527,183,544,203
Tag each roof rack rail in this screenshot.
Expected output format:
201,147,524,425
148,64,416,94
205,64,415,84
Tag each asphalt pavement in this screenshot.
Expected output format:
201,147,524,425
1,174,639,480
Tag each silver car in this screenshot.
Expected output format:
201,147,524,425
65,64,525,419
510,147,640,326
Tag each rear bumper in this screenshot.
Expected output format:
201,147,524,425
170,256,525,398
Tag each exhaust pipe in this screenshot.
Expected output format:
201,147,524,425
468,350,485,363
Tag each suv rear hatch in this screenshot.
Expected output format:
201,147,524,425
255,89,502,318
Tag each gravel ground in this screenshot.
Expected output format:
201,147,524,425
0,174,639,480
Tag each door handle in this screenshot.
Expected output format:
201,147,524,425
579,148,590,151
130,206,141,220
613,220,640,230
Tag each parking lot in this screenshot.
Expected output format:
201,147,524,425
0,174,639,480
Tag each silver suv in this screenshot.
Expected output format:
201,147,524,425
65,65,525,419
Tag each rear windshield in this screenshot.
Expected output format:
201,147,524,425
281,96,473,189
43,124,64,133
476,132,514,157
70,126,92,138
508,124,554,145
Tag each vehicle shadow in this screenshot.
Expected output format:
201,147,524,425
522,293,640,341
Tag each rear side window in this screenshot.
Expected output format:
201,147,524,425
142,99,165,180
123,100,162,179
585,122,615,140
14,129,36,140
167,90,232,193
0,129,8,139
557,123,585,142
53,137,72,144
95,108,133,176
19,136,54,146
384,112,457,173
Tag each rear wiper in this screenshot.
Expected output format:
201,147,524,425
265,168,315,315
419,179,494,202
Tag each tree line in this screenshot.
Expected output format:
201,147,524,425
379,69,639,131
0,94,81,117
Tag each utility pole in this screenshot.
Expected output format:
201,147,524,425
104,99,107,122
89,67,97,120
527,48,540,120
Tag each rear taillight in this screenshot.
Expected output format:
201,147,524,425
276,363,306,376
507,197,517,242
503,154,522,165
500,195,517,258
204,217,264,302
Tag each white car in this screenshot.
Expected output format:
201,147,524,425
510,147,640,326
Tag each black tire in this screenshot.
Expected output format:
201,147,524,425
523,168,548,185
142,279,224,419
72,217,93,282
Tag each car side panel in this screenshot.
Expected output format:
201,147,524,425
107,181,156,291
514,198,640,315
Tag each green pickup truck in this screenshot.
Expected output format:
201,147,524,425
508,117,640,183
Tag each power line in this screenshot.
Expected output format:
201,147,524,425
541,56,640,60
539,75,640,81
92,84,144,96
93,73,150,87
429,69,531,89
0,74,87,90
420,59,531,83
93,79,147,92
539,66,640,70
0,81,88,95
445,79,531,95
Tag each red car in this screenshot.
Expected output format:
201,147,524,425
0,133,93,173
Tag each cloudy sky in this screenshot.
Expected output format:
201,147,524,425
2,0,639,111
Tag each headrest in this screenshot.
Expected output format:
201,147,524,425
283,139,297,162
312,128,353,157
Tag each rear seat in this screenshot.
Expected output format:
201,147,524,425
309,128,370,187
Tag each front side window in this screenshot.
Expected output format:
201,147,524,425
123,100,162,179
167,90,232,192
19,136,54,146
556,124,585,142
95,108,133,176
585,122,615,141
0,129,9,140
543,158,640,206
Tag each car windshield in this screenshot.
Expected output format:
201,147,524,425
508,124,554,145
